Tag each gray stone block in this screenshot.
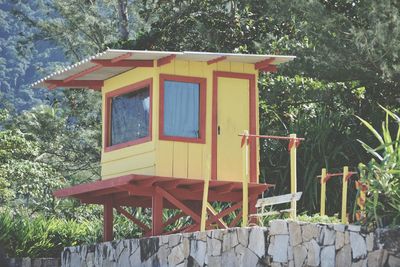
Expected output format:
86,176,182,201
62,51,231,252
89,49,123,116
268,234,289,263
350,232,367,260
367,249,388,267
248,227,265,257
288,221,302,247
321,246,335,267
304,239,320,266
336,244,351,267
269,220,288,235
293,245,307,267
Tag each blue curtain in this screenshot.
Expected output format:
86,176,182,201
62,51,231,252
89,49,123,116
164,81,199,138
111,88,149,145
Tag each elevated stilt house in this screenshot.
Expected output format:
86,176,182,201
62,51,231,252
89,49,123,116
33,50,295,241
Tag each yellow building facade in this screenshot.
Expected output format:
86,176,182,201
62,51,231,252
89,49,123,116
101,59,260,184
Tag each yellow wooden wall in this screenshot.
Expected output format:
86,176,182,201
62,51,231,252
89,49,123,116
101,67,156,179
100,59,259,182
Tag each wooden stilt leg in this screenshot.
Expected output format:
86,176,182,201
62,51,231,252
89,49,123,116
152,193,163,236
104,198,113,242
249,195,258,225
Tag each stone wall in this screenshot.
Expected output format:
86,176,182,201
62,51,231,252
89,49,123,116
7,257,60,267
61,220,400,267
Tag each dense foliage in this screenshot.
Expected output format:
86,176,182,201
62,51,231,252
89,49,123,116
0,0,399,258
357,107,400,228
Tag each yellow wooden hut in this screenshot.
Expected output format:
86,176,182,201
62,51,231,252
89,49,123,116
33,50,295,240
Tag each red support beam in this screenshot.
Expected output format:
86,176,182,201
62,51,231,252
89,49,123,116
115,206,151,233
91,59,154,68
206,208,227,229
136,177,159,187
259,65,278,73
152,193,163,236
213,183,234,193
155,186,201,223
207,56,227,65
89,187,123,197
103,198,113,242
123,184,155,196
183,224,199,233
184,182,205,192
63,65,103,83
249,196,258,225
110,52,133,63
157,54,176,67
229,211,243,227
162,212,185,228
205,201,243,228
254,58,275,70
215,201,243,219
46,80,104,90
156,180,184,190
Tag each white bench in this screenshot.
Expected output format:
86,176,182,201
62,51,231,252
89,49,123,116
251,192,303,217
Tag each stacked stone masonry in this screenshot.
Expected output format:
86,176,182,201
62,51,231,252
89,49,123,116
61,220,400,267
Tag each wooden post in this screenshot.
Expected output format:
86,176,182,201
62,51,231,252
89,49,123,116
289,133,297,219
103,198,113,242
242,130,249,227
341,166,349,224
320,168,327,216
200,156,211,231
200,179,209,231
152,192,163,236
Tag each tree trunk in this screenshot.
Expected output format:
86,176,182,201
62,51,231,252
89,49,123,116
117,0,129,41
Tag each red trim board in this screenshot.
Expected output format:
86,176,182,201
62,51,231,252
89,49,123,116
159,74,206,144
104,78,153,152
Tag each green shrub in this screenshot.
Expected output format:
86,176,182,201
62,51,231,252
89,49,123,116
357,106,400,228
0,209,99,258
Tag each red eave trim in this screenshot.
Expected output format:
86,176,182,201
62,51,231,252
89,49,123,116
259,65,278,73
254,58,275,70
91,59,154,68
110,52,133,63
46,80,104,90
207,56,227,65
63,64,103,83
157,54,176,67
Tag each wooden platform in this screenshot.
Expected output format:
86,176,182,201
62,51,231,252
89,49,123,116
54,174,272,240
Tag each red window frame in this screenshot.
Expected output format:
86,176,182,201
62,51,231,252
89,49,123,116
104,78,153,152
159,74,206,144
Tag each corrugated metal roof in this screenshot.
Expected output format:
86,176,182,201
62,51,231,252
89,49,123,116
32,49,295,89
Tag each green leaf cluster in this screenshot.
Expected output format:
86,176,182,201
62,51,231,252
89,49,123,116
357,106,400,228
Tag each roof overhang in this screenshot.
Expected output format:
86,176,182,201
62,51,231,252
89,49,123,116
32,49,295,90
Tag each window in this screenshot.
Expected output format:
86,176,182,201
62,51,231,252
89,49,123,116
159,74,206,143
105,79,152,151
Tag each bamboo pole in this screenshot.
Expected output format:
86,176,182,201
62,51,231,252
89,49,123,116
200,156,211,231
341,166,349,224
289,133,297,219
242,130,249,227
320,168,327,216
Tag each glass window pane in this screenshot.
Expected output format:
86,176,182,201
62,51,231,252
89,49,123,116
164,81,199,138
110,87,150,146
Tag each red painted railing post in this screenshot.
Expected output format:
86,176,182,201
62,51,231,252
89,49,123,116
152,190,163,236
103,198,113,242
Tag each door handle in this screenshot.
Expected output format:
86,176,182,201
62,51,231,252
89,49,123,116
218,126,221,135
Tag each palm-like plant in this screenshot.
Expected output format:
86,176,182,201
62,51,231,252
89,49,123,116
356,105,400,228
